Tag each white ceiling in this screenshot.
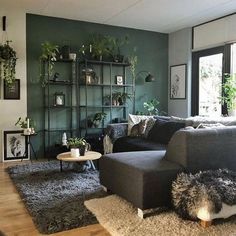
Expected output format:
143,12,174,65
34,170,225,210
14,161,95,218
3,0,236,33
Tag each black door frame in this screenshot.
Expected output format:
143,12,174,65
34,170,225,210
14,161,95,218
191,45,231,116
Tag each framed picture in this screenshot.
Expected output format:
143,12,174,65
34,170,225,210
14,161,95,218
54,92,65,106
170,64,187,99
4,79,20,100
4,130,27,161
115,75,123,85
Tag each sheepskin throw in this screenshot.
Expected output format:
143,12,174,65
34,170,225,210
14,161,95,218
172,169,236,220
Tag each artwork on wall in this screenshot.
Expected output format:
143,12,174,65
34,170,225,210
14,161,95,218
54,92,65,106
170,64,186,99
4,79,20,100
115,75,123,85
3,130,27,161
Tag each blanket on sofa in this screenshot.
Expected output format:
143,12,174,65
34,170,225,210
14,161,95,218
172,169,236,220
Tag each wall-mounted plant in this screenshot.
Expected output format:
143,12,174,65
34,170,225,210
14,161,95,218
0,40,17,86
107,35,129,62
128,47,138,80
39,41,59,87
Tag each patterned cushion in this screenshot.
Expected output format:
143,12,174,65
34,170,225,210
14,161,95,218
144,117,156,138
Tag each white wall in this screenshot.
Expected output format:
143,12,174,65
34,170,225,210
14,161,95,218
168,28,192,117
0,8,27,162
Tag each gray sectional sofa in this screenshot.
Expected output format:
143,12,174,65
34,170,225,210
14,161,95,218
100,126,236,217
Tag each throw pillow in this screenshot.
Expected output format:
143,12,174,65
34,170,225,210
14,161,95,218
128,114,153,135
147,119,185,144
196,123,225,129
130,119,147,137
144,117,156,138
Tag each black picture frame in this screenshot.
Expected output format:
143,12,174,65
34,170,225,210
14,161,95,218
170,64,187,99
4,130,27,161
4,79,20,100
115,75,123,85
54,92,65,106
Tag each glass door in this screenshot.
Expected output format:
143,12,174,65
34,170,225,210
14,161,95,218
192,46,225,116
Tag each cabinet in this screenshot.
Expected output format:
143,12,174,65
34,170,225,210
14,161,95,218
78,59,134,138
43,59,78,158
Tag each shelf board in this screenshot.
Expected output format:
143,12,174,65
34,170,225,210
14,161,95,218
78,83,133,87
79,59,130,66
44,128,79,132
55,59,75,63
45,106,77,109
79,105,127,108
47,81,75,86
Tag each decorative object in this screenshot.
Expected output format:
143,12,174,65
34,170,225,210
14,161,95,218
4,79,20,99
54,92,65,106
172,169,236,223
62,132,67,146
69,53,76,61
85,194,236,236
4,130,27,161
170,64,186,99
220,73,236,116
92,112,107,128
7,161,106,234
15,117,36,135
39,41,59,87
115,75,123,85
135,71,155,82
0,40,17,86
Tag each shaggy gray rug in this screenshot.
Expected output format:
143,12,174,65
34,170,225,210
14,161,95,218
7,161,106,234
85,195,236,236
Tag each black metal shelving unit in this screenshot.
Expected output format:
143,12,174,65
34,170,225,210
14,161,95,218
78,59,134,138
43,59,78,158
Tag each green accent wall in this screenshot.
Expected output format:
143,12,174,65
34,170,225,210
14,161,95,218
26,14,168,157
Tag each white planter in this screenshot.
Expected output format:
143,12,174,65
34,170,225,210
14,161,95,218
228,109,236,116
71,148,80,158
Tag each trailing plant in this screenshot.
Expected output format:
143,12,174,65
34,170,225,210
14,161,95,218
0,40,17,86
128,47,138,80
39,41,59,87
220,73,236,112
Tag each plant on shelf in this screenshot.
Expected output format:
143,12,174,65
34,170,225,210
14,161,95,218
108,92,132,106
92,112,107,127
39,41,59,87
220,73,236,116
107,35,129,62
15,117,36,135
0,40,17,86
143,98,160,115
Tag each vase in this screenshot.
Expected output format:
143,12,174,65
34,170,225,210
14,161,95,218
71,148,80,158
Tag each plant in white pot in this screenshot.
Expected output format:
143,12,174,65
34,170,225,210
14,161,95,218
67,137,90,157
220,73,236,116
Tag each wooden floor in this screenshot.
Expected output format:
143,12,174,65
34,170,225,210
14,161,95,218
0,161,110,236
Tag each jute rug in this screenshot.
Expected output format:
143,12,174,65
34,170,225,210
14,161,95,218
85,195,236,236
7,161,106,234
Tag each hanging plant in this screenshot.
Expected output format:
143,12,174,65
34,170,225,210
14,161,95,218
39,41,59,87
0,40,17,86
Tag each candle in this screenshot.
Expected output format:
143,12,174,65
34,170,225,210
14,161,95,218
89,44,92,53
27,118,30,128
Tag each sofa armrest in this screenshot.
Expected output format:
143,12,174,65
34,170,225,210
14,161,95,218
106,123,128,143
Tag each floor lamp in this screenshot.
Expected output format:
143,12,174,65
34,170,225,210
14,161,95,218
133,71,155,113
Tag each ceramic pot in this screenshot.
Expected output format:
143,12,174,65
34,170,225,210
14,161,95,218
71,148,80,158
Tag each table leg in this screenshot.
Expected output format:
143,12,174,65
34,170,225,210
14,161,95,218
89,160,96,170
60,160,63,172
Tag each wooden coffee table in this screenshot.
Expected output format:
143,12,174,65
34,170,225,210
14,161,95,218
56,151,102,172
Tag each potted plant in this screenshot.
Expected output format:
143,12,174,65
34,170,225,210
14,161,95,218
92,112,107,127
107,35,129,62
119,92,133,105
0,40,17,86
220,73,236,116
15,117,36,135
67,137,89,156
143,98,160,115
39,41,59,87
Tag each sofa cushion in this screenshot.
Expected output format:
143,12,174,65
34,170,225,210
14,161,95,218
113,137,167,153
147,119,185,144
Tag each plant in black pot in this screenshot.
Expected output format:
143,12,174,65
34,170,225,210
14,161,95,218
92,112,107,128
107,35,129,63
0,40,17,86
67,137,90,156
